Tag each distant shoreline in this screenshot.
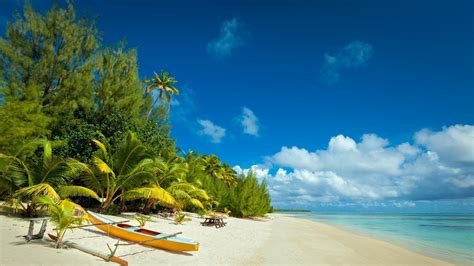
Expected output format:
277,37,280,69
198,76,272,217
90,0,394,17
273,209,311,213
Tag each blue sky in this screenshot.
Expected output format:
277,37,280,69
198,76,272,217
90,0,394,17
1,0,473,212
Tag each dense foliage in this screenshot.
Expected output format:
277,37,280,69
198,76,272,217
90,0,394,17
0,2,271,219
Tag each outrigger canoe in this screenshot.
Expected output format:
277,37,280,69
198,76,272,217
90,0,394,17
86,211,199,252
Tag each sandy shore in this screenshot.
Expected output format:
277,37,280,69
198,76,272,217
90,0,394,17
0,212,453,265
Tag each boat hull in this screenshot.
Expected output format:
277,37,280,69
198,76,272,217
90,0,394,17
86,212,199,252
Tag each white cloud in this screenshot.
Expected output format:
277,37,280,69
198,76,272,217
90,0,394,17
415,124,474,166
197,119,226,143
392,201,416,208
322,41,373,84
207,17,244,59
240,107,260,136
240,124,474,209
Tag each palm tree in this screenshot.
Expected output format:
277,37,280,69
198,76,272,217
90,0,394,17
183,151,207,183
0,140,46,196
124,157,209,213
0,141,99,217
202,155,236,187
145,71,179,120
221,163,238,187
36,196,86,248
79,132,160,213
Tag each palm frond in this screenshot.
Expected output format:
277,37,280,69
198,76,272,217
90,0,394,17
124,186,177,206
14,183,60,201
0,153,31,187
43,141,53,166
92,139,107,155
189,198,204,209
92,156,113,174
58,186,99,200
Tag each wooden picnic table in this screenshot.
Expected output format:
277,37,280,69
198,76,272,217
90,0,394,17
201,217,226,228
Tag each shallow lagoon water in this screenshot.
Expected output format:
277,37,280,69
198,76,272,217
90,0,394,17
284,212,474,265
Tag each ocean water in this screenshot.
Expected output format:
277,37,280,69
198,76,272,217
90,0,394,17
283,212,474,265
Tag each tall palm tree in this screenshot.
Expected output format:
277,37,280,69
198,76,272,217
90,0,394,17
0,141,99,217
145,71,179,120
79,132,163,213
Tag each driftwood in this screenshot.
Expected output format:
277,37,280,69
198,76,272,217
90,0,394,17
18,218,48,241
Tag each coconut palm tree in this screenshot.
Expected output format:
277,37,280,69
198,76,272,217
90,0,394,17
0,140,47,197
0,141,99,217
202,155,236,187
124,157,209,213
183,151,207,183
221,163,238,187
36,196,86,248
79,131,165,213
145,71,179,120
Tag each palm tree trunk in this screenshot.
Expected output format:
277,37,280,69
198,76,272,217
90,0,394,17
146,95,160,121
143,199,155,214
55,229,66,248
100,198,113,214
119,196,126,212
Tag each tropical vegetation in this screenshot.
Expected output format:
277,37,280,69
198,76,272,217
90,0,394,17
36,196,87,248
0,2,271,223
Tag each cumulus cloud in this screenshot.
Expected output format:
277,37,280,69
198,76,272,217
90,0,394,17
239,107,260,136
415,125,474,166
197,119,226,143
322,41,373,84
207,17,245,59
239,124,474,209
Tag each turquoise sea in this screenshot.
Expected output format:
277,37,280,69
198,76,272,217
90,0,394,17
283,212,474,265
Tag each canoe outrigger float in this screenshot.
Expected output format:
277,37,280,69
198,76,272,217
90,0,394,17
86,211,199,252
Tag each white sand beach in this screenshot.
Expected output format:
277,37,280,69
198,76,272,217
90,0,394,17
0,213,452,265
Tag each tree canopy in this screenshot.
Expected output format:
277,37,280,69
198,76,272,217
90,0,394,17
0,2,271,219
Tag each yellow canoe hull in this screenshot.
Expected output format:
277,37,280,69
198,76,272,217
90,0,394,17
86,212,199,252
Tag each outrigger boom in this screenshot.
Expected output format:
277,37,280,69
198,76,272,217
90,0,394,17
85,211,199,252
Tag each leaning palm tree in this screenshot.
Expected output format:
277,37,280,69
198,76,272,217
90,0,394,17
79,132,162,213
36,196,86,248
145,71,179,120
0,141,99,217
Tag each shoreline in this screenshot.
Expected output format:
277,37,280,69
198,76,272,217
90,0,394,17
246,214,453,265
0,213,454,265
280,212,472,265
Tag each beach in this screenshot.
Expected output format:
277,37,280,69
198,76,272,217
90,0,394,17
0,213,453,265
